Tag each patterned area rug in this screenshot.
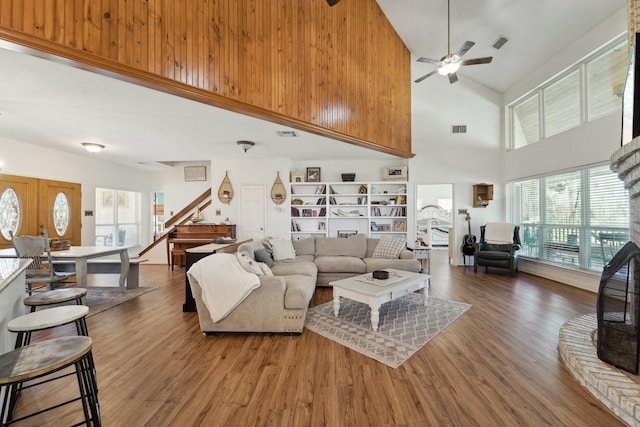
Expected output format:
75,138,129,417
305,293,471,368
84,287,156,317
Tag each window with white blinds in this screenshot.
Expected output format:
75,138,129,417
507,35,626,150
507,164,629,271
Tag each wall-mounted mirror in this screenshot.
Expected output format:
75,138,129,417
415,184,453,249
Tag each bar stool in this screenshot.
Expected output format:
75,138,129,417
8,305,90,349
23,288,87,312
0,336,100,426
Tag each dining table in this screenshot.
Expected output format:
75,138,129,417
0,245,132,292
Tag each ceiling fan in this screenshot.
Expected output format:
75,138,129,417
415,0,493,84
327,0,340,6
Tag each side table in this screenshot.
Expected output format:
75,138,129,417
408,246,431,275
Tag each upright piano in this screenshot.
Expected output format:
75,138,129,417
166,223,236,270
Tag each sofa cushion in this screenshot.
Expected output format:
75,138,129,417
271,261,318,278
254,248,275,267
364,258,421,273
283,275,316,309
371,238,406,259
292,237,315,256
258,262,274,276
270,239,297,261
315,234,366,257
365,238,380,258
477,250,511,260
238,240,268,260
314,256,366,273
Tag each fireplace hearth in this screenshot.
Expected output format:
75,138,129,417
597,241,640,374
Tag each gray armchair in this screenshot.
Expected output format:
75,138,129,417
473,223,521,276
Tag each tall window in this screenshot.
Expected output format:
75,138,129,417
96,188,141,247
507,164,629,272
543,70,580,138
508,35,626,149
511,93,540,149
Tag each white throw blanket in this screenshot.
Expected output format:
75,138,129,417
186,253,260,322
484,222,515,244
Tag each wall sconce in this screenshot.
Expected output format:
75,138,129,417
270,171,287,205
82,142,105,154
237,140,255,153
217,171,234,204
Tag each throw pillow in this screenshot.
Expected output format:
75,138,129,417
371,238,406,259
292,237,315,255
270,239,297,261
257,262,274,276
254,248,275,267
236,250,263,275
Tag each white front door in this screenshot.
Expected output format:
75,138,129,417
240,185,265,241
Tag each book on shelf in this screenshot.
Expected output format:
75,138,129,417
315,185,326,194
291,207,300,217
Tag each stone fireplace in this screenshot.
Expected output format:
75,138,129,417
596,241,640,374
557,139,640,426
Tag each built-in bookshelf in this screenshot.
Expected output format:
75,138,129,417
290,182,408,240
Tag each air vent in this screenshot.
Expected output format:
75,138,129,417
451,125,467,134
276,130,298,137
492,36,509,50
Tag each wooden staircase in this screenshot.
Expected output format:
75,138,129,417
138,188,211,257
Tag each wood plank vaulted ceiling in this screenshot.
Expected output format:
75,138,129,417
0,0,627,169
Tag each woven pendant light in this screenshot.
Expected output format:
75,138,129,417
271,171,287,205
217,171,234,204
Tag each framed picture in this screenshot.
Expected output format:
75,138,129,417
290,168,305,183
184,166,207,182
318,222,326,231
382,166,408,181
393,220,406,231
371,221,379,231
338,230,358,238
306,167,321,182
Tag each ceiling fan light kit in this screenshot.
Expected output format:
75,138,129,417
414,0,493,84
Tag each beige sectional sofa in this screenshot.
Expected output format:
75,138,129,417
288,234,421,285
189,234,420,334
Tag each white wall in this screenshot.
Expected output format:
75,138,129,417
209,158,292,239
500,7,627,290
409,70,504,265
151,161,212,222
0,137,154,247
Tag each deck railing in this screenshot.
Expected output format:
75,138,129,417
519,224,629,271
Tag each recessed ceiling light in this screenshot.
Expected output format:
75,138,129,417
82,142,105,154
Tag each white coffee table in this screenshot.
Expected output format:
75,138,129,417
331,269,430,331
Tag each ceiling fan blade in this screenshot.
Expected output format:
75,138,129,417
448,73,459,84
461,57,493,66
417,57,440,65
326,0,340,6
414,69,439,83
454,41,475,57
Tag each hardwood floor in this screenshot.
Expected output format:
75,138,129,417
12,251,622,426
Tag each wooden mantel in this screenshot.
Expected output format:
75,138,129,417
0,0,413,158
